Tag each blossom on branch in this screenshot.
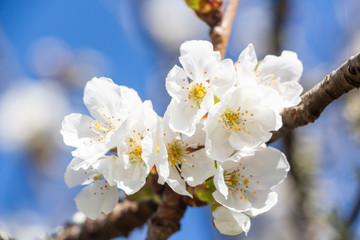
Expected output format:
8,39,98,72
61,39,302,236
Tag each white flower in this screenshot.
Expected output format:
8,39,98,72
94,101,162,195
165,40,236,136
236,43,303,108
64,157,119,220
156,115,216,196
61,77,142,169
212,147,289,213
212,206,251,236
204,86,282,160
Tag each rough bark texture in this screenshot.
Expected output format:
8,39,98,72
51,200,157,240
269,52,360,143
146,186,187,240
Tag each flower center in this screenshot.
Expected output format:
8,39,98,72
128,137,143,163
219,107,255,134
188,83,208,108
166,140,188,172
224,166,258,197
220,107,242,130
89,121,116,142
224,173,249,187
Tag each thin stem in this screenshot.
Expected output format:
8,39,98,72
210,0,239,58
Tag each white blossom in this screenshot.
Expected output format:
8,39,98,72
165,40,236,136
64,157,119,220
157,115,215,196
204,86,282,160
94,101,162,195
212,147,289,213
236,43,303,108
61,77,142,169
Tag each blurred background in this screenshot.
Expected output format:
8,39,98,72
0,0,360,239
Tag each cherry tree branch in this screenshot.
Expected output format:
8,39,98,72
51,200,157,240
210,0,239,58
270,52,360,143
146,186,187,240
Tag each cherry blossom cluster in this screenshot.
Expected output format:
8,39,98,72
61,40,303,235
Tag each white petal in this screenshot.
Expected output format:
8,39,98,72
167,98,206,137
95,155,148,195
213,164,229,198
83,77,142,122
212,206,251,236
166,167,192,197
156,141,170,184
210,59,236,98
179,40,220,82
60,113,95,147
278,81,303,107
165,65,189,102
259,50,303,84
64,157,100,188
245,191,278,217
240,147,290,191
213,189,252,212
238,43,258,70
75,180,119,220
181,149,215,186
71,144,107,170
181,121,206,146
205,123,234,160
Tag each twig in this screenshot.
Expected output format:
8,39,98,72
210,0,239,58
51,200,157,240
269,52,360,143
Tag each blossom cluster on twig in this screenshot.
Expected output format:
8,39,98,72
61,40,303,235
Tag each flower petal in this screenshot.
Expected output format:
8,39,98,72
244,191,278,217
64,157,99,188
238,43,258,70
212,206,251,236
209,59,236,98
181,149,215,186
179,40,220,82
165,65,190,102
61,113,95,147
166,167,192,197
258,50,303,84
96,155,149,195
74,180,119,220
167,98,206,137
83,77,142,122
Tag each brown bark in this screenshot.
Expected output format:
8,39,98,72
51,200,157,240
269,52,360,143
146,186,187,240
209,0,239,58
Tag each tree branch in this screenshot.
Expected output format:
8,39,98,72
210,0,239,58
270,52,360,143
146,186,187,240
51,200,158,240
